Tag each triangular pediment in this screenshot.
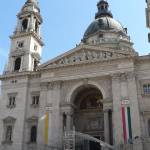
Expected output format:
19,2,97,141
40,44,135,69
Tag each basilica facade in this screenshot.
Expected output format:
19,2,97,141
0,0,150,150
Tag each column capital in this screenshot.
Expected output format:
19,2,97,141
111,73,120,81
40,82,48,91
65,110,74,116
111,72,128,82
126,71,136,81
47,82,54,90
120,73,127,82
53,80,63,90
103,108,112,113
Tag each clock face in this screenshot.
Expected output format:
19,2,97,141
17,41,24,49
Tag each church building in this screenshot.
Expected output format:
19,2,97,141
0,0,150,150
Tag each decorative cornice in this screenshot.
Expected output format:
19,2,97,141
3,116,16,123
10,50,26,57
10,31,44,46
40,56,135,73
111,71,135,81
126,71,135,80
40,80,63,90
120,73,127,81
135,55,150,64
0,71,40,80
60,102,77,109
18,11,43,23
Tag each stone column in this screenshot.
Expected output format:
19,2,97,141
50,81,62,147
46,83,53,145
37,83,48,145
111,73,123,145
104,109,110,144
66,112,72,131
29,14,34,31
127,72,143,150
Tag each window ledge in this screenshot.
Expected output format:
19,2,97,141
6,105,16,109
141,93,150,97
2,141,13,145
30,104,39,108
27,142,37,145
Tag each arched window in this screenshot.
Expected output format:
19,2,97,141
14,57,21,71
33,59,38,71
3,116,16,143
30,125,37,143
35,21,39,33
148,119,150,137
5,126,13,142
22,19,28,31
101,5,104,10
63,113,67,130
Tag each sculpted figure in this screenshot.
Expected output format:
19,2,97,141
81,51,87,61
87,51,93,60
92,51,98,60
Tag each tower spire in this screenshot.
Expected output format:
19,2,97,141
95,0,113,19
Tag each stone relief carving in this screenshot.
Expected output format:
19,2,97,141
51,50,127,66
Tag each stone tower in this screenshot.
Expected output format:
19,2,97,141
0,1,44,150
5,0,43,74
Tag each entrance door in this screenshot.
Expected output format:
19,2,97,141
73,86,104,150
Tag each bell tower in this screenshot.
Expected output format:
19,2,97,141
5,0,44,73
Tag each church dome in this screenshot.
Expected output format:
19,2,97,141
84,17,126,38
83,0,126,40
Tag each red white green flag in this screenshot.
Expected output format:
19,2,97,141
121,106,132,143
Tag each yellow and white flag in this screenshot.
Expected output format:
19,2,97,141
44,112,49,144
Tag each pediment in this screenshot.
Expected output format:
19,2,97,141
40,44,134,69
3,116,16,123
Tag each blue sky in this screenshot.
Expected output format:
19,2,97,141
0,0,149,74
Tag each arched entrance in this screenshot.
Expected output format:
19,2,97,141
73,85,104,150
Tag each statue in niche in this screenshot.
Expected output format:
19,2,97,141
64,57,69,64
103,52,107,58
87,51,93,60
59,59,65,64
99,51,103,59
75,54,82,62
71,56,76,63
92,51,98,60
81,51,87,61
